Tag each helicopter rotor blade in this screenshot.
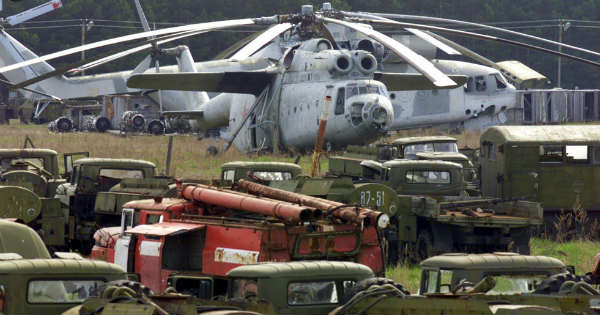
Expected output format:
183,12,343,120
324,17,458,88
363,12,600,58
343,11,460,55
70,30,206,74
230,23,292,60
344,17,600,68
0,18,259,73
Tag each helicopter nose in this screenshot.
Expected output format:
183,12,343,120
367,95,393,131
348,94,393,132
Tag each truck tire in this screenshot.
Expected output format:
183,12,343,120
416,230,434,261
342,277,408,303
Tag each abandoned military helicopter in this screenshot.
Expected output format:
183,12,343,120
0,5,469,152
1,4,599,152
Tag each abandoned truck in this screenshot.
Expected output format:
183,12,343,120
332,253,599,315
54,157,157,252
91,182,388,296
0,149,88,250
65,261,379,315
288,156,542,262
0,220,127,315
345,136,479,191
480,125,600,225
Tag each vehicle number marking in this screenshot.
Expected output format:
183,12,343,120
360,191,385,207
214,247,259,264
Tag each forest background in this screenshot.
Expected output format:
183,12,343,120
1,0,599,89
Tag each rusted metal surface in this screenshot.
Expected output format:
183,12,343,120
237,179,388,228
182,184,316,224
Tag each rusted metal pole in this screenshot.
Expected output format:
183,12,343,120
237,179,389,228
182,184,316,224
165,135,173,176
310,91,333,177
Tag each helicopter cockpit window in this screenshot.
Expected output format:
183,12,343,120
492,73,507,89
475,76,487,92
335,87,345,115
346,84,385,99
464,77,473,92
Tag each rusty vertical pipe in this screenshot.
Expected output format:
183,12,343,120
181,185,316,224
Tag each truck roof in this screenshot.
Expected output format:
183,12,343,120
0,220,50,259
221,161,302,173
415,152,469,161
74,158,156,168
0,259,125,275
226,261,373,279
392,136,457,146
382,159,463,170
482,125,600,145
0,148,58,158
421,253,566,272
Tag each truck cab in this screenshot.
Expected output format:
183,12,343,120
55,158,156,252
0,148,64,197
419,253,567,295
361,159,466,197
225,261,374,315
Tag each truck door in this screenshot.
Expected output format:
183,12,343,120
63,152,89,180
114,208,135,271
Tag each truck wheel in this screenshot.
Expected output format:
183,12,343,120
416,231,434,261
342,277,409,303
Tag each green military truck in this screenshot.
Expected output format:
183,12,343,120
67,261,376,315
346,136,479,190
55,158,157,252
480,125,600,225
345,136,461,161
333,253,598,315
0,220,127,315
319,156,542,262
0,149,79,249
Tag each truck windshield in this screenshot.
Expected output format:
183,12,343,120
98,168,144,179
405,170,451,184
404,142,458,156
251,171,293,181
27,280,104,304
231,278,258,299
0,158,44,172
485,275,548,295
288,281,339,305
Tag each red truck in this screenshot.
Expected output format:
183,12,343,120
91,182,387,296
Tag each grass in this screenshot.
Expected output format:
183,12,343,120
0,121,327,178
386,238,600,293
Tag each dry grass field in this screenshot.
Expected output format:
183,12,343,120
0,121,480,178
0,121,320,178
